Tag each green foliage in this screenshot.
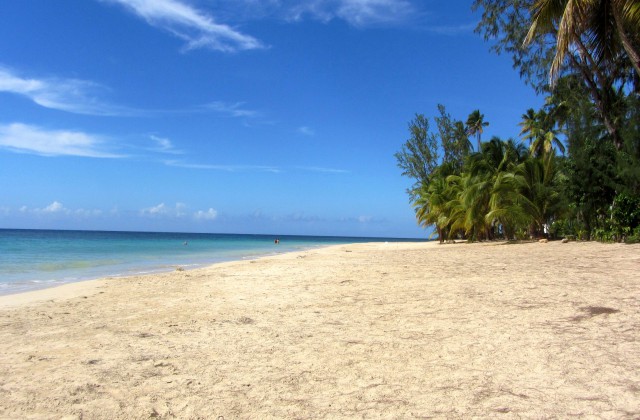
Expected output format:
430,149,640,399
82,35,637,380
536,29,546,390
474,0,638,149
465,110,490,152
406,129,565,242
627,226,640,244
435,105,471,173
394,114,439,202
400,2,640,243
472,0,554,92
565,135,619,239
610,192,640,242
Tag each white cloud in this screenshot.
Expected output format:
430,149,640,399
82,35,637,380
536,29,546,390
141,203,169,216
164,159,281,173
214,0,415,27
205,101,259,118
150,135,172,151
43,201,66,213
297,166,349,174
194,208,218,220
75,208,104,217
150,134,183,154
337,0,414,26
0,67,131,116
17,202,104,218
283,0,414,27
297,126,315,136
175,202,188,217
428,22,476,36
103,0,265,52
0,123,123,158
140,202,190,218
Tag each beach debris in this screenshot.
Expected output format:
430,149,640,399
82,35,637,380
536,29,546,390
175,266,185,271
571,306,620,322
539,238,548,243
562,238,569,243
238,316,255,325
582,306,619,316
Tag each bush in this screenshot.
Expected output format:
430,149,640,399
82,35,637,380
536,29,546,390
610,193,640,242
626,226,640,244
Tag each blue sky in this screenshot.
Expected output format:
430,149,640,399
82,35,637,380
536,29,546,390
0,0,540,238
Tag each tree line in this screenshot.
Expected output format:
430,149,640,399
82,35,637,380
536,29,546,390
397,0,640,243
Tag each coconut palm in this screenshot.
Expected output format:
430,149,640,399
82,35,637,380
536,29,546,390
525,0,640,82
487,171,535,240
450,139,513,240
414,178,447,243
466,110,490,152
513,155,565,237
519,108,566,156
413,162,461,242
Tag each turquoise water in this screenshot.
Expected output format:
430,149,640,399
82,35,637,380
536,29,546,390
0,229,426,295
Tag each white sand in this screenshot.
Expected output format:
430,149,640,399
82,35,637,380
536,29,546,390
0,241,639,418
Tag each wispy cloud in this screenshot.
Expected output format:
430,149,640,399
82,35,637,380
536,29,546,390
16,201,104,217
194,208,218,221
149,134,183,154
140,202,219,220
164,159,281,173
204,101,260,118
0,67,134,116
427,22,476,36
43,201,67,213
338,214,386,224
216,0,415,27
297,126,315,136
140,202,180,217
281,0,415,27
0,123,124,158
297,166,349,174
103,0,265,52
0,66,269,119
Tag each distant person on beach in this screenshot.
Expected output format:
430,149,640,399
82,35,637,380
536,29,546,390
274,238,280,244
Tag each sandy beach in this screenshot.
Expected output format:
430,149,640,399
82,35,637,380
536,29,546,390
0,240,639,418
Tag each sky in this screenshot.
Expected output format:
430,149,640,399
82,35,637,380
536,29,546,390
0,0,542,238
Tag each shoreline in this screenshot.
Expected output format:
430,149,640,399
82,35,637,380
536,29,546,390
0,241,419,309
1,240,638,418
0,230,430,299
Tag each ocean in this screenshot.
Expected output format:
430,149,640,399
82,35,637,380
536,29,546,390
0,229,426,295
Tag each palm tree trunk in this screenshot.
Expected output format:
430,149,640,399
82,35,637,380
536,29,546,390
612,3,640,79
566,43,624,149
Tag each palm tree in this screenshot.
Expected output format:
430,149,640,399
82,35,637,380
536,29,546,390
514,155,565,238
465,110,489,152
519,108,539,142
414,177,448,243
413,162,460,242
451,140,508,241
487,171,535,240
519,108,566,156
525,0,640,82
